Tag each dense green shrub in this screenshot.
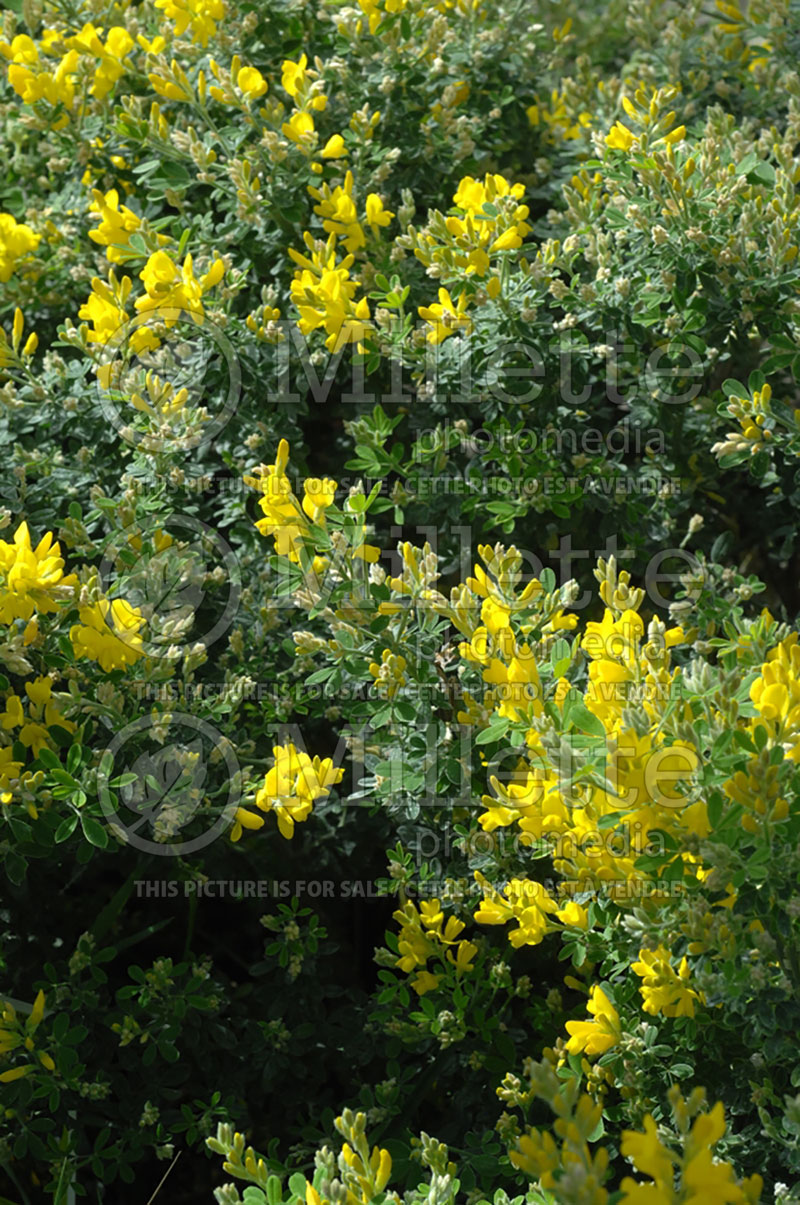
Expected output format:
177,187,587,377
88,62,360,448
1,0,800,1201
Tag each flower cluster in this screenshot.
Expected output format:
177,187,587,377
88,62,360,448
0,522,76,626
232,742,344,841
392,897,478,994
0,991,55,1082
69,598,145,672
288,233,372,352
509,1069,762,1205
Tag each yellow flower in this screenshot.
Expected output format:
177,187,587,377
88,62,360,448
248,442,380,584
0,34,39,64
392,897,477,991
135,250,224,326
282,54,308,97
417,173,530,275
0,307,38,368
606,120,635,150
302,476,337,520
619,1096,761,1204
0,213,40,283
136,33,167,53
365,193,394,235
289,231,371,350
0,747,24,805
230,806,265,837
661,124,686,145
88,189,144,263
0,695,24,729
447,939,478,973
606,84,686,152
154,0,226,46
473,873,560,947
0,1065,32,1082
79,276,129,344
418,288,472,344
69,598,145,672
631,944,702,1018
368,649,407,698
78,272,158,358
564,985,621,1057
6,46,80,119
748,633,800,756
453,173,525,214
352,543,381,562
64,23,133,99
308,170,365,251
0,522,77,623
394,901,440,971
282,109,316,146
242,743,345,840
321,134,347,158
148,70,193,103
555,900,589,929
411,970,440,995
489,227,521,252
237,65,267,98
620,1115,674,1186
130,371,190,419
0,990,55,1081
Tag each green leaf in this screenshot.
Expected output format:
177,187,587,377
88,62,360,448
475,716,510,744
49,725,75,749
567,703,606,739
289,1173,308,1199
750,450,770,479
8,817,32,843
55,814,79,843
660,857,685,883
586,1115,605,1142
735,151,759,176
549,638,571,670
66,744,83,775
5,851,26,884
38,747,61,771
706,792,723,829
305,667,333,685
244,1191,268,1205
1,186,25,218
109,772,138,788
80,815,108,849
51,768,79,788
